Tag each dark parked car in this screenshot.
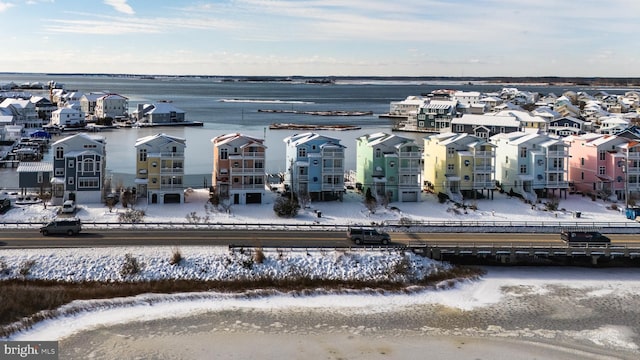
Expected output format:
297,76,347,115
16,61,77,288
347,227,391,245
40,218,82,236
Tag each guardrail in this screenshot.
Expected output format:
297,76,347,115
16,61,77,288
1,220,639,233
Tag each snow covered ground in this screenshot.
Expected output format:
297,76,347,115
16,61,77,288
2,189,640,359
0,187,634,226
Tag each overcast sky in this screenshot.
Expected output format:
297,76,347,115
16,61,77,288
0,0,638,77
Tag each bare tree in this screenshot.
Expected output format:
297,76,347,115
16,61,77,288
297,189,311,209
38,187,51,209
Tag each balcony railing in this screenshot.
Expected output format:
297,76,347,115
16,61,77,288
160,167,184,174
149,152,184,158
159,184,184,190
547,151,569,157
473,181,496,189
321,183,344,191
399,151,422,158
229,168,265,174
546,181,569,189
474,165,493,171
474,151,494,157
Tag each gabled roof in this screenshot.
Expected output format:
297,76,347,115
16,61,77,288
52,133,105,147
283,132,344,148
211,133,265,147
452,114,520,127
135,133,186,147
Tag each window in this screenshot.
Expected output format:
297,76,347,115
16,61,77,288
447,164,454,171
255,161,264,169
68,159,75,168
581,157,585,166
68,177,74,185
581,172,584,180
599,150,605,161
519,147,527,158
298,147,307,157
220,148,228,160
139,149,147,162
455,124,464,132
82,159,94,172
389,161,395,168
78,178,99,188
55,168,64,176
375,148,381,158
520,165,527,174
55,147,64,160
447,147,455,157
599,166,606,175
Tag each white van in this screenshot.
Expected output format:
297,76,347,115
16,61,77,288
61,200,76,213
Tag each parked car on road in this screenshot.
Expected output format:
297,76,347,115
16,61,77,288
560,228,610,244
347,227,391,245
40,218,82,236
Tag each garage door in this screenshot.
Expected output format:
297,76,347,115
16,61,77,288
246,192,262,204
401,191,417,202
164,193,181,203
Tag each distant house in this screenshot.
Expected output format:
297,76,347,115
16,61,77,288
423,132,496,202
80,92,107,117
450,113,520,139
30,96,57,122
548,116,586,136
133,103,186,125
135,133,186,204
356,132,421,203
211,133,267,205
50,133,106,205
283,132,345,201
416,100,458,131
51,106,85,128
95,93,128,119
0,98,41,131
17,162,52,191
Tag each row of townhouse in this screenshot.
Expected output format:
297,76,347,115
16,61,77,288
16,127,640,209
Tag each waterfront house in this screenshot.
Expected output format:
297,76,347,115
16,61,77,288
17,162,52,192
423,132,496,203
80,92,107,118
416,100,458,132
0,98,41,131
356,132,421,203
95,93,128,119
478,96,503,112
491,131,570,202
597,116,628,135
495,110,547,132
211,133,267,205
450,113,520,139
50,133,106,205
29,96,57,123
564,133,638,201
133,102,186,125
51,106,86,128
135,133,186,204
283,132,345,201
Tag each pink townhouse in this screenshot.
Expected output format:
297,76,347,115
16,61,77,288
566,134,634,201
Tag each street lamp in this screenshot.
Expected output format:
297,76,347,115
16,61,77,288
622,164,628,209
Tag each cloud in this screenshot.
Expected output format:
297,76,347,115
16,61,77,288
0,1,15,12
104,0,134,15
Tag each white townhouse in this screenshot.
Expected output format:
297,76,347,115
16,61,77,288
0,98,42,130
95,94,128,119
133,103,186,125
51,106,85,128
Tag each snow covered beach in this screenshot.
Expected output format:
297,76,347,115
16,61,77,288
2,189,640,359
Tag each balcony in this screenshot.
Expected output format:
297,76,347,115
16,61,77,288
399,151,422,158
547,150,569,158
546,181,569,189
473,181,496,189
229,167,265,175
229,151,265,159
474,164,493,172
474,151,494,158
322,183,343,191
150,152,184,159
160,167,184,174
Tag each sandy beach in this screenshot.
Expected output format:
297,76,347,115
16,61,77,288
54,268,640,360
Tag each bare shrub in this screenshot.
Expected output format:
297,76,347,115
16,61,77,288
170,248,183,266
0,257,10,275
389,255,411,277
19,260,36,277
253,248,265,264
120,254,142,277
118,209,145,223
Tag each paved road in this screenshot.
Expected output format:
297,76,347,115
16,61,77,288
0,229,638,249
